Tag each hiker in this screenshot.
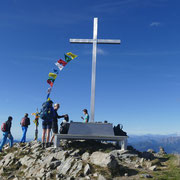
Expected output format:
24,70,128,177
40,100,55,148
20,113,30,143
0,116,14,152
81,109,89,123
50,103,66,145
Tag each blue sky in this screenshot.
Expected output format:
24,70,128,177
0,0,180,139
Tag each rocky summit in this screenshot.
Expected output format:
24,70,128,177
0,140,180,180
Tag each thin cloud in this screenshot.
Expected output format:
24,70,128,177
93,0,137,13
93,0,168,13
150,22,161,27
83,47,107,56
97,48,107,55
117,50,180,56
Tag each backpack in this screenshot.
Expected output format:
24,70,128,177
1,122,7,132
39,101,54,121
113,124,127,136
60,122,70,134
21,117,29,126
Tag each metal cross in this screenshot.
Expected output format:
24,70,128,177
70,17,121,122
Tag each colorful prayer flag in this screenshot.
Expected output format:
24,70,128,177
64,54,72,63
58,59,67,66
66,52,78,59
48,77,55,82
47,79,54,87
48,73,57,80
55,62,64,71
53,69,59,74
47,87,52,94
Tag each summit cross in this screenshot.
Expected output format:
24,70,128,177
70,17,121,122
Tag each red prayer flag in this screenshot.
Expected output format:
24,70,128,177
47,79,54,87
57,59,67,67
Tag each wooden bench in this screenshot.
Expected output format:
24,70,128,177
54,122,128,150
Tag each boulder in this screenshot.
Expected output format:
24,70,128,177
149,165,157,171
49,160,61,169
90,152,118,169
124,173,128,176
43,155,57,165
82,152,90,161
98,174,107,180
84,164,91,175
147,149,155,154
70,161,83,177
159,147,166,155
19,155,35,167
54,151,67,161
109,150,129,158
3,153,15,166
140,174,153,178
70,149,80,157
46,172,53,179
57,157,74,175
37,167,47,178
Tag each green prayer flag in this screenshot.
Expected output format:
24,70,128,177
64,54,72,63
48,77,55,82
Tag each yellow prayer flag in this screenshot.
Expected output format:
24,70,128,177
48,73,57,79
31,113,36,116
66,52,78,59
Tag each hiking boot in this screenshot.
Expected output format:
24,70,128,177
49,142,53,147
45,143,50,148
42,143,45,149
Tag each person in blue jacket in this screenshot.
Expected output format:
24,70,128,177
0,116,14,152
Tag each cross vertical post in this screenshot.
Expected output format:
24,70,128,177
69,18,121,122
90,17,98,122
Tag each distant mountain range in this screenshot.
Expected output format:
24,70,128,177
2,134,180,154
128,134,180,154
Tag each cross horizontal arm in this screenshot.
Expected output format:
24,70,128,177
70,39,94,44
97,39,121,44
70,38,121,44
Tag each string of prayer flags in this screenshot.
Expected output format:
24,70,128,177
45,52,78,100
66,52,78,59
64,54,72,63
55,59,67,71
48,73,57,79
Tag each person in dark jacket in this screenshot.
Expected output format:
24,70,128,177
50,103,65,145
20,113,30,143
0,116,14,152
41,100,55,148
